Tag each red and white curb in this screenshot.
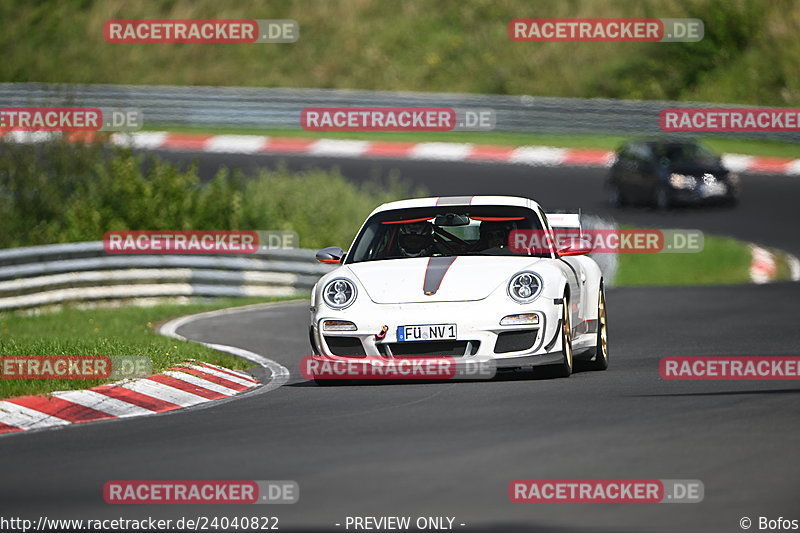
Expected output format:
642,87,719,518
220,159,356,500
3,130,798,175
0,302,292,437
0,362,258,435
749,245,800,284
749,246,777,284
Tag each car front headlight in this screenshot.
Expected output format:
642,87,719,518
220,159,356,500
322,278,357,309
508,271,543,304
669,173,697,189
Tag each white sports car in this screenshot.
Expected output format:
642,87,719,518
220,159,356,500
309,195,608,380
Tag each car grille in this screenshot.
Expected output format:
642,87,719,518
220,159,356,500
323,336,366,357
494,329,538,354
381,341,479,357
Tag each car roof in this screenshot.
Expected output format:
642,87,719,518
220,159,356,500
369,196,539,217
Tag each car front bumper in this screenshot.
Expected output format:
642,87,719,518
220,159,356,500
310,298,565,369
669,182,738,205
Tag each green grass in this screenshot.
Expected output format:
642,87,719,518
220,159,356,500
614,233,800,286
2,0,799,107
0,297,290,399
613,214,800,285
148,125,800,159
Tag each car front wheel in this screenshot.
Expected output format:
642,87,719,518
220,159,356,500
654,186,671,210
588,284,609,370
606,182,625,207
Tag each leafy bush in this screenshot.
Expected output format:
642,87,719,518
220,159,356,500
0,138,420,249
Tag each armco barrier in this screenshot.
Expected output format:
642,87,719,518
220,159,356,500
1,83,797,141
0,242,334,311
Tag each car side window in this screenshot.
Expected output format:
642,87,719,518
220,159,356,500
628,143,652,165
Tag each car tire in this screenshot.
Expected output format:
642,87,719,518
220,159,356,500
309,327,320,356
588,284,609,371
606,182,625,207
654,187,671,210
553,295,573,378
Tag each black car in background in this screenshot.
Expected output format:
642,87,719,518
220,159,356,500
605,139,740,209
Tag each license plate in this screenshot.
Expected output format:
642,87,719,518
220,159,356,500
700,182,727,197
397,324,457,342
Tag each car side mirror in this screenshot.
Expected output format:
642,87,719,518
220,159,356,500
316,246,345,264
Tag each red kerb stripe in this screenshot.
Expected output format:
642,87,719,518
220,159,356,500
199,363,257,383
92,385,181,412
0,422,23,434
146,375,227,400
6,396,113,423
171,367,250,392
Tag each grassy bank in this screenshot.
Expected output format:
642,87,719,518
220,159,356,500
0,297,289,399
2,0,799,106
615,235,795,286
615,233,751,286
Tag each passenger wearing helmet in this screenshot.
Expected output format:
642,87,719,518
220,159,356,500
479,221,513,254
398,221,434,258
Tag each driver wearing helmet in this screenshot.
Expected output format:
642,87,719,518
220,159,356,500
479,221,514,254
398,221,434,258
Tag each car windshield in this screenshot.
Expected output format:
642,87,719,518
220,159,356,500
346,205,549,263
652,142,719,166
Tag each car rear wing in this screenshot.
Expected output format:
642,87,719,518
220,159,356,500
544,212,592,256
545,212,582,233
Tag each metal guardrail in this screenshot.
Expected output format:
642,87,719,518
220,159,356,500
1,83,797,141
0,242,334,311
